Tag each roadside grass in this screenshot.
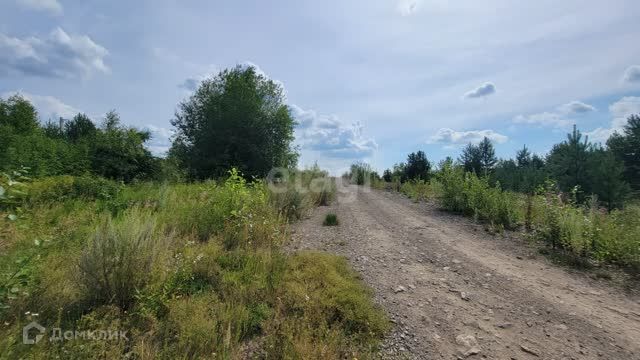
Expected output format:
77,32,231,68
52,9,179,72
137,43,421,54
376,163,640,272
323,213,339,226
0,170,387,359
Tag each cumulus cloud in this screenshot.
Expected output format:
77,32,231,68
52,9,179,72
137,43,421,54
463,82,496,99
559,100,596,114
623,65,640,84
0,28,109,79
397,0,422,16
427,128,508,146
16,0,62,15
144,124,174,156
513,100,595,128
292,105,377,159
2,91,80,120
585,96,640,143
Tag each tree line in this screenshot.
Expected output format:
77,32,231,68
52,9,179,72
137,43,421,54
379,118,640,210
0,65,298,182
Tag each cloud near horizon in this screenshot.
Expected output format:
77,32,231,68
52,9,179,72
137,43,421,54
513,100,596,128
2,90,80,120
427,128,508,146
586,96,640,143
292,104,378,159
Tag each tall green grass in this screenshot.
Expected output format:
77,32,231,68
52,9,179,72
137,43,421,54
386,163,640,270
0,169,384,359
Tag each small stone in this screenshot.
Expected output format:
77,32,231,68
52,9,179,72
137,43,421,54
455,334,481,357
460,292,470,301
394,286,406,293
497,323,513,329
520,344,540,357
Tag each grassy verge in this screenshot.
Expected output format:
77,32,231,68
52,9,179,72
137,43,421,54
379,164,640,272
0,169,387,358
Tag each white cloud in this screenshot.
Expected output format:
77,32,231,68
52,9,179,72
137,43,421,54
144,124,174,156
610,96,640,127
293,105,377,159
0,27,109,78
513,112,572,128
623,65,640,84
463,82,496,99
16,0,62,15
427,128,508,146
513,100,595,128
397,0,422,16
559,100,596,114
585,96,640,143
2,91,80,121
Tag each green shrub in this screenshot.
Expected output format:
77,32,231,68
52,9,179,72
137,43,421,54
77,208,171,310
28,175,121,204
323,213,339,226
437,164,522,230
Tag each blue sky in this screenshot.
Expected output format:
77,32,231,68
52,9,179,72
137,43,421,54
2,0,640,174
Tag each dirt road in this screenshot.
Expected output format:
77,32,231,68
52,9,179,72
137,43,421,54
290,184,640,359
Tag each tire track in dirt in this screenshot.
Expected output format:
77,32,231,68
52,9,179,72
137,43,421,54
290,184,640,359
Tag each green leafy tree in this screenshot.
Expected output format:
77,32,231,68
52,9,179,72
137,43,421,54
405,150,431,180
0,95,39,134
91,111,159,182
65,113,97,142
382,169,392,182
607,114,640,192
170,65,298,179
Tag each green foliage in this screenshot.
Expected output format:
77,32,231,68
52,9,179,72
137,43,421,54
492,146,547,194
440,168,522,231
348,162,374,185
170,65,298,180
0,169,385,359
265,252,389,358
323,213,339,226
530,189,640,268
268,167,335,220
0,95,159,182
547,125,629,208
459,137,497,175
400,179,433,202
405,150,431,181
77,209,170,310
607,114,640,193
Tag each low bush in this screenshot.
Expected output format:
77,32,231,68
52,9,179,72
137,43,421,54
438,164,522,231
77,208,171,310
323,213,339,226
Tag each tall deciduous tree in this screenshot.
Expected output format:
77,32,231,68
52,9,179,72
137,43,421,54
170,65,298,179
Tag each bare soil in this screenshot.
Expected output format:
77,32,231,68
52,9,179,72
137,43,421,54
289,184,640,359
